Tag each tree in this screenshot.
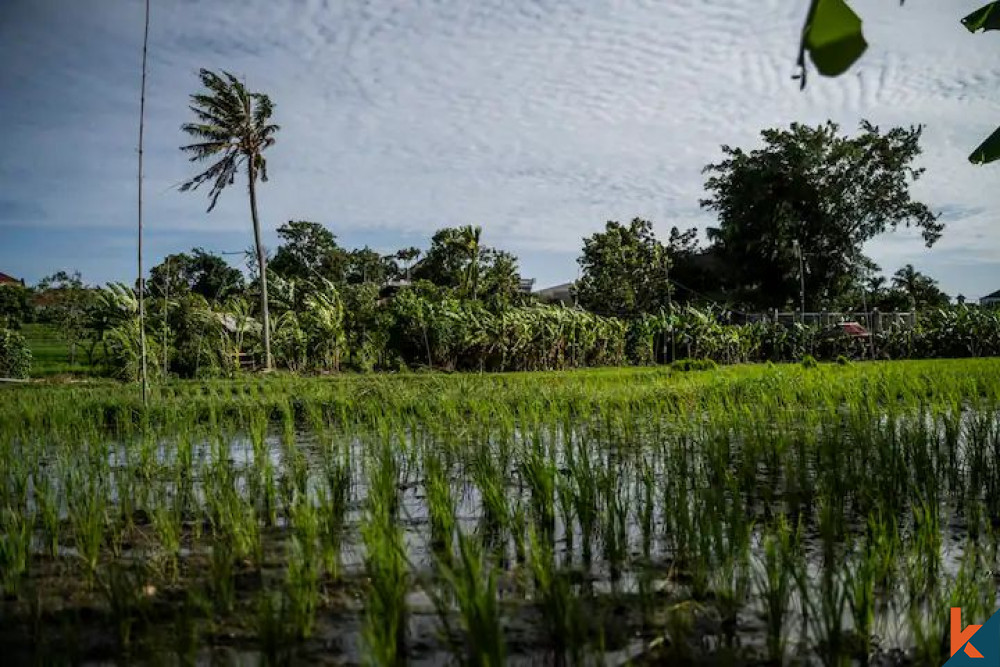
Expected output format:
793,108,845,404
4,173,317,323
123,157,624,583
478,249,523,309
36,271,94,365
149,249,244,302
661,227,729,305
574,218,672,319
394,247,421,281
270,221,349,284
180,69,279,370
457,225,482,299
413,226,524,305
347,247,394,285
413,228,467,288
702,121,942,310
887,264,950,310
0,284,31,328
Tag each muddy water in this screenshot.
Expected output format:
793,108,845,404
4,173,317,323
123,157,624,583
5,406,997,665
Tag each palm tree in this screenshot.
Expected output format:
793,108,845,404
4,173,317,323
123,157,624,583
179,69,279,370
457,225,482,300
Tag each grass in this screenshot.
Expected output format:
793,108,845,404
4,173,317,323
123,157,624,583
19,323,101,377
3,359,1000,663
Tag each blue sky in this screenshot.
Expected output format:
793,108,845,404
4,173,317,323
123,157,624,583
1,0,999,297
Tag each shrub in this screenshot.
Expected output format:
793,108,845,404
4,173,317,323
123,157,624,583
801,355,818,369
0,284,31,328
670,358,718,372
0,327,32,378
835,355,852,366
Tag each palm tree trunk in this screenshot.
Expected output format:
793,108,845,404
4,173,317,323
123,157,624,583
248,161,272,370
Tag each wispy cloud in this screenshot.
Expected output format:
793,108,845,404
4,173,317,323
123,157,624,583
1,0,998,296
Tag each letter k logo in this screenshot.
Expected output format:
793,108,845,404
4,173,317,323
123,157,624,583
952,607,985,658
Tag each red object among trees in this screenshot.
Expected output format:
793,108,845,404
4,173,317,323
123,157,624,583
837,321,869,338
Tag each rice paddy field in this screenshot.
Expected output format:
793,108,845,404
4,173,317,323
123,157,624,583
3,360,1000,665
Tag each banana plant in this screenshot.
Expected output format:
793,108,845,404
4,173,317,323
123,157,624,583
796,0,1000,163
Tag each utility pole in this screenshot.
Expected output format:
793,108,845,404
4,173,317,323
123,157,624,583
664,247,675,362
137,0,150,406
794,239,806,322
162,255,169,376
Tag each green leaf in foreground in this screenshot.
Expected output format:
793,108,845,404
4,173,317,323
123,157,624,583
962,2,1000,33
969,125,1000,164
805,0,868,77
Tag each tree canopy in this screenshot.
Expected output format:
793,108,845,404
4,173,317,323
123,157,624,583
148,248,244,302
574,218,672,319
270,220,350,284
413,226,523,306
702,121,942,310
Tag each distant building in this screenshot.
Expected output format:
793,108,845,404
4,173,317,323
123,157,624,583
0,272,24,286
981,290,1000,307
518,278,535,294
534,282,574,306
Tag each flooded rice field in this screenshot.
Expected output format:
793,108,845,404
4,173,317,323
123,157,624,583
3,362,1000,665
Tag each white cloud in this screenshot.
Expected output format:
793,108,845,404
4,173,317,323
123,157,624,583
1,0,999,295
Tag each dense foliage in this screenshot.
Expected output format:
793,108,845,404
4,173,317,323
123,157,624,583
5,362,1000,663
0,327,31,378
0,284,31,328
702,121,941,309
574,218,673,318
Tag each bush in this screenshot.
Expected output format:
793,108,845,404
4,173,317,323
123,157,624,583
670,358,718,372
835,355,852,366
0,327,32,378
0,284,31,328
801,355,818,369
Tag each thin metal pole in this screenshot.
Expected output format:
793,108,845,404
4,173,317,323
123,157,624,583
137,0,150,405
162,255,169,376
795,239,806,321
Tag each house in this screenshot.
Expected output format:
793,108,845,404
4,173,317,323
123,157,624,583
0,272,24,286
981,290,1000,307
534,282,575,306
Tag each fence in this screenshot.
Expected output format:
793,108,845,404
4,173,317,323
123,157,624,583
736,310,916,332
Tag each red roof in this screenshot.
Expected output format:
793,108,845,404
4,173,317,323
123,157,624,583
838,321,869,337
0,272,21,285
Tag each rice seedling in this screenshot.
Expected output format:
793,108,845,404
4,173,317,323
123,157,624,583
433,532,506,666
95,558,152,653
66,467,108,585
528,525,587,665
3,361,1000,663
756,515,797,663
0,505,31,596
361,444,409,666
285,494,321,639
33,471,61,559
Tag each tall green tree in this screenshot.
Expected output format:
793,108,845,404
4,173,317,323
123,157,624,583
457,225,482,299
885,264,950,310
0,284,31,328
413,226,523,305
574,218,672,319
148,249,244,302
270,220,349,284
702,121,942,310
347,247,394,286
180,69,279,370
394,247,421,281
36,271,94,365
413,228,467,288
